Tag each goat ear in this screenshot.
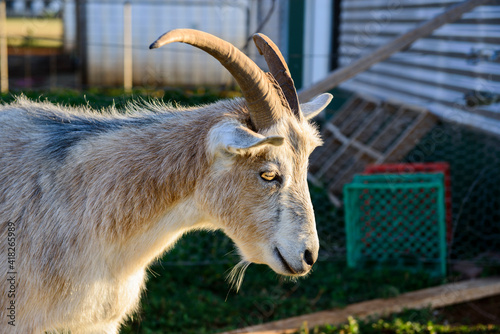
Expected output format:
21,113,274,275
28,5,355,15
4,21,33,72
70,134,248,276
300,93,333,120
209,122,284,156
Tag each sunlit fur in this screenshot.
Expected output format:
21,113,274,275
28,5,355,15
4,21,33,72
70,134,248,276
0,94,325,333
227,260,251,292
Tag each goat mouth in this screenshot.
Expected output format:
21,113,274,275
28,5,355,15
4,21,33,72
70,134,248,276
274,247,297,275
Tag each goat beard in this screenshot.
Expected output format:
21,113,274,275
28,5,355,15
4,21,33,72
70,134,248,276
226,260,251,292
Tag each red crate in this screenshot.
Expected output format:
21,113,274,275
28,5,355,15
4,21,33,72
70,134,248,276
364,162,452,243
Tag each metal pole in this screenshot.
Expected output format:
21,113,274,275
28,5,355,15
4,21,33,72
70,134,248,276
76,0,88,88
0,0,8,93
123,1,132,92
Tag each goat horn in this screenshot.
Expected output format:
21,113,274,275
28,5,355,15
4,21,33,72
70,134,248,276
253,33,301,120
150,29,283,130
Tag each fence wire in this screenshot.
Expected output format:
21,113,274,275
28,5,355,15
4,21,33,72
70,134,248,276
2,0,281,89
2,0,499,280
312,117,500,277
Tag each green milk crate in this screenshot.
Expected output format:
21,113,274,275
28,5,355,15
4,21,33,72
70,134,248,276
353,172,444,185
344,174,446,277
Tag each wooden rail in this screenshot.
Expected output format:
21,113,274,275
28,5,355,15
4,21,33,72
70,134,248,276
298,0,491,102
220,277,500,334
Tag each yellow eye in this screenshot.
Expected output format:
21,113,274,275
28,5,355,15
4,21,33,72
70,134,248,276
261,171,277,181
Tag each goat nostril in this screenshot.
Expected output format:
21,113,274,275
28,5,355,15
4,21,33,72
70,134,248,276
304,249,315,266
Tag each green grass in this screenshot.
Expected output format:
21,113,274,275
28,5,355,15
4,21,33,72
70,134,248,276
1,89,490,334
0,87,234,109
6,17,63,48
121,230,439,334
298,309,500,334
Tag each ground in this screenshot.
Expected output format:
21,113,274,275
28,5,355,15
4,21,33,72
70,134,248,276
437,295,500,326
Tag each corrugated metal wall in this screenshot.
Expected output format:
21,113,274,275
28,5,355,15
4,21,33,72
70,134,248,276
338,0,500,135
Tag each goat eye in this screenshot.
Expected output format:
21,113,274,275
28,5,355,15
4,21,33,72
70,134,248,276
260,171,277,181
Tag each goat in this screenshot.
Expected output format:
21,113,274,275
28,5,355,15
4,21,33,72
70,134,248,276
0,29,332,333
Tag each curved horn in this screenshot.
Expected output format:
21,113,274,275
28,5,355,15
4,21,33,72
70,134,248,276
150,29,282,130
253,33,301,120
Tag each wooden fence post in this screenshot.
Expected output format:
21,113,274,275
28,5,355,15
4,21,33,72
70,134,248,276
123,1,132,93
0,0,8,93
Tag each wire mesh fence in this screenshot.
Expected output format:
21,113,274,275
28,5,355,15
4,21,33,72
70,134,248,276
312,106,500,278
160,108,500,281
1,0,282,90
1,0,499,281
415,122,500,265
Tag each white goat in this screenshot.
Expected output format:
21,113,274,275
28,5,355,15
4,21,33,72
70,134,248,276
0,29,332,333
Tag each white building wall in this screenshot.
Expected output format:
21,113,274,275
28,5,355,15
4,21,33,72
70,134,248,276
90,0,249,86
64,0,258,86
303,0,332,88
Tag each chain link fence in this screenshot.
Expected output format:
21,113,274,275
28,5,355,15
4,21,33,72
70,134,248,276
312,97,500,278
2,0,499,281
1,0,283,90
